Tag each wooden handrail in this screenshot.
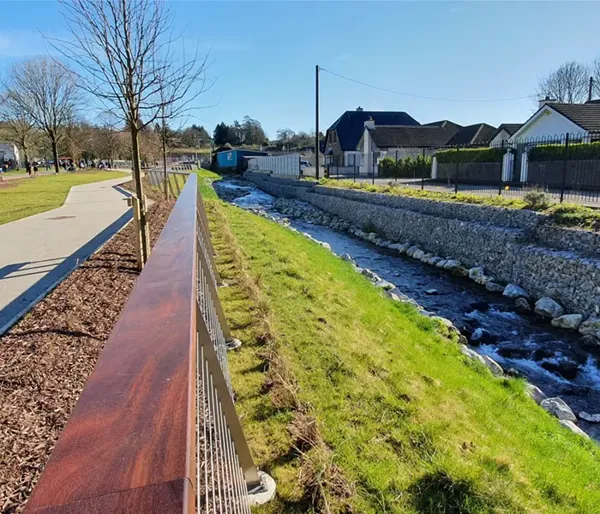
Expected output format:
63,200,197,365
25,175,200,514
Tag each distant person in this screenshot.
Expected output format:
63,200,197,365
26,161,32,176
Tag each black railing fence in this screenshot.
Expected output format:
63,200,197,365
325,132,600,205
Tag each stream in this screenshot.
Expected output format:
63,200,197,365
213,178,600,440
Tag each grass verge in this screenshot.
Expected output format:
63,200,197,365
0,170,128,225
314,178,600,232
203,185,600,513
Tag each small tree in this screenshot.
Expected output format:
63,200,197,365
537,61,589,103
3,58,78,174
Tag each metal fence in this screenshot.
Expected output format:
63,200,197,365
23,173,264,514
325,132,600,205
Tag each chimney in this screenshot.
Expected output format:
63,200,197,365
538,95,557,109
364,116,375,130
356,106,363,111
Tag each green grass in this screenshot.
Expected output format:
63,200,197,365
0,171,128,225
312,178,600,232
202,186,600,513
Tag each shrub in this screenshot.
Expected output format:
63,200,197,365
529,140,600,161
378,154,431,178
523,189,551,210
436,147,505,164
546,203,600,231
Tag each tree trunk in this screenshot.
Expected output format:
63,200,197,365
162,118,168,200
131,126,149,264
51,138,60,175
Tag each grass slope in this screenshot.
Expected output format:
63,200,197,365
204,190,600,514
0,171,128,225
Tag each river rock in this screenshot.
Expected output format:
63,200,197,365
435,259,448,268
320,242,332,251
579,317,600,338
540,397,577,421
377,240,392,248
559,420,590,438
412,249,426,260
361,268,379,280
503,284,530,299
459,344,486,365
388,242,404,251
541,360,579,380
579,411,600,423
428,256,443,266
375,279,395,291
485,282,505,293
397,242,412,254
366,232,379,243
481,355,503,376
452,266,469,277
525,383,547,404
425,289,439,295
469,328,497,345
514,297,532,314
551,314,583,330
341,253,356,265
534,297,564,319
496,343,531,359
443,259,460,271
406,246,420,257
579,335,600,357
468,267,485,281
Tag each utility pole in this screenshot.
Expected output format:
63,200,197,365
588,76,594,102
315,64,320,180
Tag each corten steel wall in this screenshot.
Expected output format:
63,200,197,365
24,175,258,514
245,173,600,317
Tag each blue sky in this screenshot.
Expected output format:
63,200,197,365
3,1,600,139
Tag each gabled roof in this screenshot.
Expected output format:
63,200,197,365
367,125,456,148
446,123,497,146
328,110,420,151
548,103,600,131
496,123,522,136
422,120,463,133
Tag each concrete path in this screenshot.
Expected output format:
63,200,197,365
0,176,134,334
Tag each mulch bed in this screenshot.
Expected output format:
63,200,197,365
0,197,175,514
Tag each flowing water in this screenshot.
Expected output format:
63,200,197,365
214,178,600,440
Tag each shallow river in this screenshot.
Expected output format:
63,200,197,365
214,179,600,440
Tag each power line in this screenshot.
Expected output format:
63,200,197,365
319,66,536,103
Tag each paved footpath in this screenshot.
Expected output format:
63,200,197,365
0,176,133,334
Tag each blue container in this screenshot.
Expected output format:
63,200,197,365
216,149,268,171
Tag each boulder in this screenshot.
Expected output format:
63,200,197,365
367,232,379,243
579,317,600,338
320,242,332,251
541,360,579,380
551,314,583,330
496,343,531,359
534,297,564,319
375,279,395,291
503,284,530,299
514,297,532,314
388,242,404,251
540,397,576,421
579,335,600,357
397,242,412,254
378,240,392,248
558,420,590,439
425,289,439,296
443,259,461,271
341,253,356,265
481,355,503,376
428,256,443,266
468,267,485,281
579,411,600,423
452,266,469,278
469,328,497,346
435,259,448,268
406,245,420,257
412,249,426,260
525,383,547,404
459,344,486,365
361,268,379,281
485,282,505,293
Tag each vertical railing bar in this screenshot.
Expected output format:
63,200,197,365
223,423,239,514
203,356,210,514
229,426,246,514
207,363,216,514
209,374,223,514
219,400,235,513
215,397,228,512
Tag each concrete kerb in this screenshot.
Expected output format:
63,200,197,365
248,470,277,506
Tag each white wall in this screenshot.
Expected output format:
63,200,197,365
510,107,584,141
0,142,19,162
489,129,509,146
246,153,300,177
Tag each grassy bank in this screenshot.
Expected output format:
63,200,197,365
314,178,600,231
203,184,600,513
0,170,128,225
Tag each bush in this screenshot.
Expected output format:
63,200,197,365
529,140,600,161
546,203,600,231
523,189,551,210
436,147,505,164
379,155,431,178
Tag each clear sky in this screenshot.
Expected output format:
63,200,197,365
2,1,600,139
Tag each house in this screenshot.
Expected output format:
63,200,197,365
445,123,497,146
509,99,600,142
0,142,20,164
489,124,523,146
357,120,459,175
324,108,420,166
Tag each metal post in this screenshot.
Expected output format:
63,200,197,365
372,151,375,185
498,141,505,196
560,133,570,203
589,76,594,102
454,146,459,194
421,147,425,190
315,65,320,180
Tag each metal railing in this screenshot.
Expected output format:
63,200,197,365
24,174,261,513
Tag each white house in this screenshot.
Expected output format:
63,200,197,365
0,142,20,163
509,99,600,142
489,124,522,146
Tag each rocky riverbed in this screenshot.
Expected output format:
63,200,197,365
214,178,600,441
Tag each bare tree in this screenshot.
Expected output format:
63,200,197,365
3,58,78,174
52,0,210,264
537,61,590,103
0,101,38,169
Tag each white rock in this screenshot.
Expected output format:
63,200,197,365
459,344,486,365
435,259,448,268
525,383,546,404
397,242,412,254
406,245,420,257
485,282,505,293
378,240,392,248
551,314,583,330
559,420,590,439
367,232,379,242
503,284,530,299
320,242,332,251
468,267,485,280
412,249,426,260
388,243,404,251
375,279,395,291
428,256,443,266
535,298,565,319
579,317,600,337
540,397,576,421
579,411,600,423
443,259,460,271
341,253,356,265
481,355,504,376
361,268,378,280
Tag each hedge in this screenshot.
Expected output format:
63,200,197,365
379,155,431,178
435,147,505,163
529,141,600,161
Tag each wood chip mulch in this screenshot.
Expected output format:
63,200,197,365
0,198,175,514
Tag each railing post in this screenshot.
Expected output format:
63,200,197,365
454,146,459,194
560,133,570,203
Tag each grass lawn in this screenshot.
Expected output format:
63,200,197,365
201,181,600,513
0,170,128,225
